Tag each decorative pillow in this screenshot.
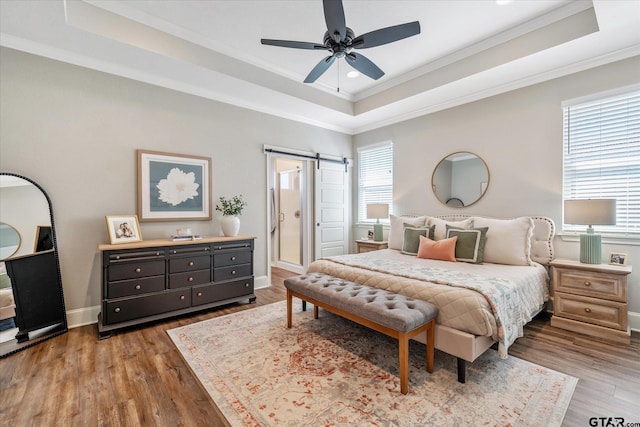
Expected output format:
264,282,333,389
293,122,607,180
471,217,534,266
417,235,457,262
388,215,428,250
401,224,435,255
427,217,473,240
446,225,488,264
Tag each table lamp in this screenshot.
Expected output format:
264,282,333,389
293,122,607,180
367,203,389,242
564,199,616,264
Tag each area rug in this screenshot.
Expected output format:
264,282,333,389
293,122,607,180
167,301,577,426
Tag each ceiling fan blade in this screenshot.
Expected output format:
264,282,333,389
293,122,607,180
261,39,327,50
351,21,421,49
304,55,336,83
323,0,346,42
345,53,384,80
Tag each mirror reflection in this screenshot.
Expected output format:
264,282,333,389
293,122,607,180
0,173,67,357
432,152,489,208
0,223,21,260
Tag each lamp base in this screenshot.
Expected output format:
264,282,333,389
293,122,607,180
580,231,602,264
373,223,383,242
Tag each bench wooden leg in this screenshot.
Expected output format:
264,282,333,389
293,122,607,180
426,320,435,373
399,333,409,395
286,289,292,328
313,304,319,319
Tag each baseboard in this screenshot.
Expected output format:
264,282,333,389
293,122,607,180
629,310,640,333
254,274,269,290
67,305,100,329
66,274,271,329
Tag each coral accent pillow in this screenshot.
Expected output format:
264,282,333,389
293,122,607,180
417,235,457,262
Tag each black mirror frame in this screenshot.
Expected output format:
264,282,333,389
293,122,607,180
0,172,68,358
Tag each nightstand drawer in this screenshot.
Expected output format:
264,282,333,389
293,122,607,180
555,268,626,301
554,292,627,331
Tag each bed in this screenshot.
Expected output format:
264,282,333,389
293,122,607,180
307,214,555,382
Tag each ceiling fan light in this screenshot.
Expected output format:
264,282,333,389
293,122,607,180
347,71,360,78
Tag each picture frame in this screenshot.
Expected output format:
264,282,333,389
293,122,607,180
33,225,53,252
608,252,628,266
137,150,212,222
105,215,142,245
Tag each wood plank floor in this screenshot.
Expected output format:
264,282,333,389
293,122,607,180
1,267,638,426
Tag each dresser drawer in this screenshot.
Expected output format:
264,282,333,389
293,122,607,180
213,251,252,267
192,278,254,306
213,263,251,282
107,275,165,298
554,292,627,331
169,269,211,289
104,289,191,324
555,268,626,301
108,260,165,282
169,255,211,274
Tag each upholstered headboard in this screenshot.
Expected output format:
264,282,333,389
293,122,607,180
400,214,555,266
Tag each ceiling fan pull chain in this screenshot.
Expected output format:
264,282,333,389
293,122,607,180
337,59,340,93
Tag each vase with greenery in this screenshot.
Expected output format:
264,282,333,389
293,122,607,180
216,195,247,236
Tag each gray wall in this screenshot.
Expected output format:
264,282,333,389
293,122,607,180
354,56,640,324
0,47,352,322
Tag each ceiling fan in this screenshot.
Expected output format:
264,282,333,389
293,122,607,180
261,0,421,83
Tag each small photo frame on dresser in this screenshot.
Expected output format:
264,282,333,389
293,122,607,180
105,215,143,245
608,252,627,266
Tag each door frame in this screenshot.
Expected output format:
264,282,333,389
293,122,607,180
265,147,314,282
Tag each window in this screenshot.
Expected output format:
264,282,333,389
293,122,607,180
563,87,640,236
357,142,393,223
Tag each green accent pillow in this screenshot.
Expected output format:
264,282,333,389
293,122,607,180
446,225,488,264
401,224,435,255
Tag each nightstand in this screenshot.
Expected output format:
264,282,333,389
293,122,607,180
355,239,388,253
550,258,632,344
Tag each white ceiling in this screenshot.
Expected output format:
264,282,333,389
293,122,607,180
1,0,639,134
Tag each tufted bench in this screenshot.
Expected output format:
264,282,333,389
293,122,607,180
284,272,438,394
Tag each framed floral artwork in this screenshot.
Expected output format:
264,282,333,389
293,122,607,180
105,215,142,244
137,150,212,222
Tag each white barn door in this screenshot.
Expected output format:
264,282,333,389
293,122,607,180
314,160,351,260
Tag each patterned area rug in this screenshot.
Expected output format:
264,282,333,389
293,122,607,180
167,301,577,426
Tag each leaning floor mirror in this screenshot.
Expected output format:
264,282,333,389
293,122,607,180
0,173,67,358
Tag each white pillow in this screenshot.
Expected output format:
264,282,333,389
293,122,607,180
472,216,534,266
388,215,428,250
427,217,473,240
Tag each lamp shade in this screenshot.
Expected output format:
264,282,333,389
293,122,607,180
366,204,389,220
564,199,616,226
564,199,616,264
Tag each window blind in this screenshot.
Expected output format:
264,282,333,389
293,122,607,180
358,143,393,222
563,89,640,236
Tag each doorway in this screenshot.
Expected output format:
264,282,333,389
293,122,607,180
271,158,309,274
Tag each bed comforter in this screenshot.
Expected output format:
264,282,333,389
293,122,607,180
307,249,549,357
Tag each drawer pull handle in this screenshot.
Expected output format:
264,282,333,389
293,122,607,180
188,277,194,282
188,261,194,267
135,268,141,273
245,283,249,288
584,281,591,287
197,292,203,297
231,270,237,275
115,255,121,260
231,256,236,261
180,295,185,300
135,284,141,290
584,307,592,313
114,307,121,313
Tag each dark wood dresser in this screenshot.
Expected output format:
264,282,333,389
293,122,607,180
97,236,255,338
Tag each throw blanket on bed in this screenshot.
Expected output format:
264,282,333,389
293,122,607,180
323,253,538,358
